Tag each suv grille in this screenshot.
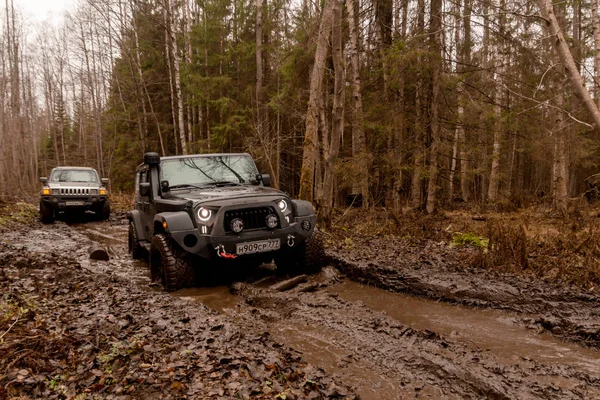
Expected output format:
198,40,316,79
60,188,91,195
224,207,277,232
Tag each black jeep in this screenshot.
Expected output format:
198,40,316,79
128,152,324,291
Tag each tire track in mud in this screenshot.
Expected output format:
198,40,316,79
328,236,600,348
226,279,600,400
61,219,600,399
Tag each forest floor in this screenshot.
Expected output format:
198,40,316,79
1,201,600,399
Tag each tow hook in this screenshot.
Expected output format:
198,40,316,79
287,235,295,247
215,245,237,259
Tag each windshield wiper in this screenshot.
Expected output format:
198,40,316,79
211,180,242,187
169,183,205,190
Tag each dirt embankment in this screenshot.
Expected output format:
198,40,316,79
0,221,354,400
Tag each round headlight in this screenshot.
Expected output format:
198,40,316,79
231,218,244,233
198,207,212,221
278,199,288,212
265,214,278,229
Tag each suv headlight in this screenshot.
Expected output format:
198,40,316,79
90,189,98,195
197,207,213,222
51,188,60,195
277,199,292,222
277,199,288,213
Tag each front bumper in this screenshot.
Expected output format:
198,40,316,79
168,215,316,260
41,196,108,211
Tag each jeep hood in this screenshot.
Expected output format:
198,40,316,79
169,185,286,205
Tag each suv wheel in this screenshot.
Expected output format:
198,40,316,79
128,222,144,260
274,228,325,275
98,201,111,220
150,234,195,291
40,201,54,224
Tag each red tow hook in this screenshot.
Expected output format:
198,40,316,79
215,245,238,259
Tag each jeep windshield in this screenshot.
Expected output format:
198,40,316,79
160,155,259,187
51,169,99,183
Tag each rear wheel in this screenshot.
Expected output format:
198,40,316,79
150,234,195,291
128,222,144,260
274,228,325,275
40,201,54,224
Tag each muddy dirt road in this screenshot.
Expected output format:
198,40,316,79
3,216,600,399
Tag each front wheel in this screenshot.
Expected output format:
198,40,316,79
150,234,195,291
274,229,325,275
40,201,54,224
98,201,110,220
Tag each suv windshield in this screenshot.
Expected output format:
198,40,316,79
51,169,99,183
160,155,258,186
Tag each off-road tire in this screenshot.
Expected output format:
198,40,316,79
128,221,144,260
40,201,54,224
274,228,325,275
98,201,111,220
150,234,195,291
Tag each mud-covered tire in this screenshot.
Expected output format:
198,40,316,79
150,234,195,291
128,222,144,260
40,201,54,224
98,201,110,220
274,228,325,275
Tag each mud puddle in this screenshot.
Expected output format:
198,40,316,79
331,282,600,375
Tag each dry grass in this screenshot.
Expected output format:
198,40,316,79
109,191,134,213
331,203,600,289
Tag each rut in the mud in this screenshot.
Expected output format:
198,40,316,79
72,218,600,399
4,216,600,400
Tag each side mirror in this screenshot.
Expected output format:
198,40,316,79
160,180,170,193
139,182,151,197
40,177,48,184
261,174,271,187
101,178,109,185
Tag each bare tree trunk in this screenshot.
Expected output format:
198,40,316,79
347,0,369,208
411,0,426,209
537,0,600,130
460,0,472,202
322,0,345,224
448,0,461,201
594,0,600,106
425,0,442,214
487,0,505,202
165,5,179,153
168,0,188,154
298,0,335,201
552,108,568,212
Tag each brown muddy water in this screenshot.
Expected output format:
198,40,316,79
331,282,600,374
174,280,600,399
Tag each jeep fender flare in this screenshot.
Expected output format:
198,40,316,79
154,212,195,234
292,200,315,217
127,210,147,242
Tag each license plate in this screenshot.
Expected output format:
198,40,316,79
236,239,280,255
66,201,85,206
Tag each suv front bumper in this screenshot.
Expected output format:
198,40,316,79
41,196,108,211
168,215,316,260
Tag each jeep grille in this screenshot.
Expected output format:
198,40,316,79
224,207,277,232
60,188,91,195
